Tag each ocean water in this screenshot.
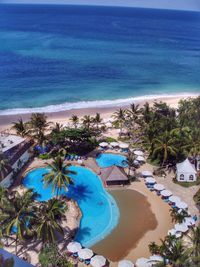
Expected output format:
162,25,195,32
0,4,200,114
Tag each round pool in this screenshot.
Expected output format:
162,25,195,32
23,166,119,247
96,153,127,168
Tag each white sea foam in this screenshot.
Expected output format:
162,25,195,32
0,93,199,115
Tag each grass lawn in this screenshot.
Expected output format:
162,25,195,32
173,176,200,188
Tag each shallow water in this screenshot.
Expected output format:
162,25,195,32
92,189,157,262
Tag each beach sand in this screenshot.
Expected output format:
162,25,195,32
0,95,192,131
92,184,173,264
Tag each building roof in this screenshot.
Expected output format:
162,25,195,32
0,249,35,267
101,166,128,182
0,134,25,153
176,158,197,174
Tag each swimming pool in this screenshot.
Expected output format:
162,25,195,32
23,166,119,247
96,153,127,168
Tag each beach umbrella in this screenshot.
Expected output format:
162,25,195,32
153,184,165,191
135,257,150,267
134,160,140,165
67,241,82,253
175,223,188,233
175,232,182,238
91,255,106,267
168,196,181,203
145,177,156,184
134,150,144,156
78,248,93,259
110,142,119,147
99,142,108,148
175,201,188,209
184,217,196,227
136,156,145,162
168,229,177,236
141,171,153,177
118,260,134,267
119,143,129,149
148,255,163,263
161,190,172,197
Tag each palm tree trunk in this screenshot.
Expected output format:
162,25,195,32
15,236,18,255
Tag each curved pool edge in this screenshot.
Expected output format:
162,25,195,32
23,165,121,248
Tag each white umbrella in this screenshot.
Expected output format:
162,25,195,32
168,196,181,203
145,177,156,184
153,184,165,191
136,156,145,162
168,229,177,236
175,232,182,238
135,257,150,267
118,260,134,267
91,255,106,267
161,190,172,197
110,142,119,147
119,143,129,149
134,150,144,156
175,223,188,233
148,255,163,263
67,241,82,253
141,171,153,177
184,217,196,226
77,159,83,164
99,142,108,148
175,201,188,209
134,160,140,165
78,248,93,259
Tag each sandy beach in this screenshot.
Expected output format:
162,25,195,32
0,95,195,131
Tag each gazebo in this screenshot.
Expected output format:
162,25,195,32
100,166,129,186
176,158,197,182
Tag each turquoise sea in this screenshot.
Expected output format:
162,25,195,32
0,4,200,114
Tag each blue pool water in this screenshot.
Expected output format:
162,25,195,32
96,153,127,168
23,166,119,247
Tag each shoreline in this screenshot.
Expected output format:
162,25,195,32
0,94,198,131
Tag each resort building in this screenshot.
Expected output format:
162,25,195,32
100,166,129,186
0,133,33,187
176,158,197,182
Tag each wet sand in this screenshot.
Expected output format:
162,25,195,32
92,189,157,262
0,95,192,131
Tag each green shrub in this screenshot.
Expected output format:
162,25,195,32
38,153,50,160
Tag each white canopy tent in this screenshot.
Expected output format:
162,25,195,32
78,248,93,259
91,255,106,267
99,142,108,148
141,171,153,177
175,223,188,233
176,158,197,182
135,258,150,267
153,184,165,191
145,177,156,184
168,196,181,203
110,142,119,147
67,241,82,253
134,150,144,156
175,201,188,209
118,260,134,267
136,156,145,162
119,143,129,149
160,190,172,197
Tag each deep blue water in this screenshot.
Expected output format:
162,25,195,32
23,166,119,247
0,4,200,114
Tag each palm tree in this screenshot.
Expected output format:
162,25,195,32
12,118,28,137
0,153,11,181
0,186,9,208
124,153,136,176
43,156,76,197
81,115,93,129
36,198,67,244
148,241,160,255
51,123,63,134
70,115,79,128
112,108,126,134
152,131,178,166
187,225,200,261
0,189,37,254
28,113,50,145
93,113,102,129
170,208,189,224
